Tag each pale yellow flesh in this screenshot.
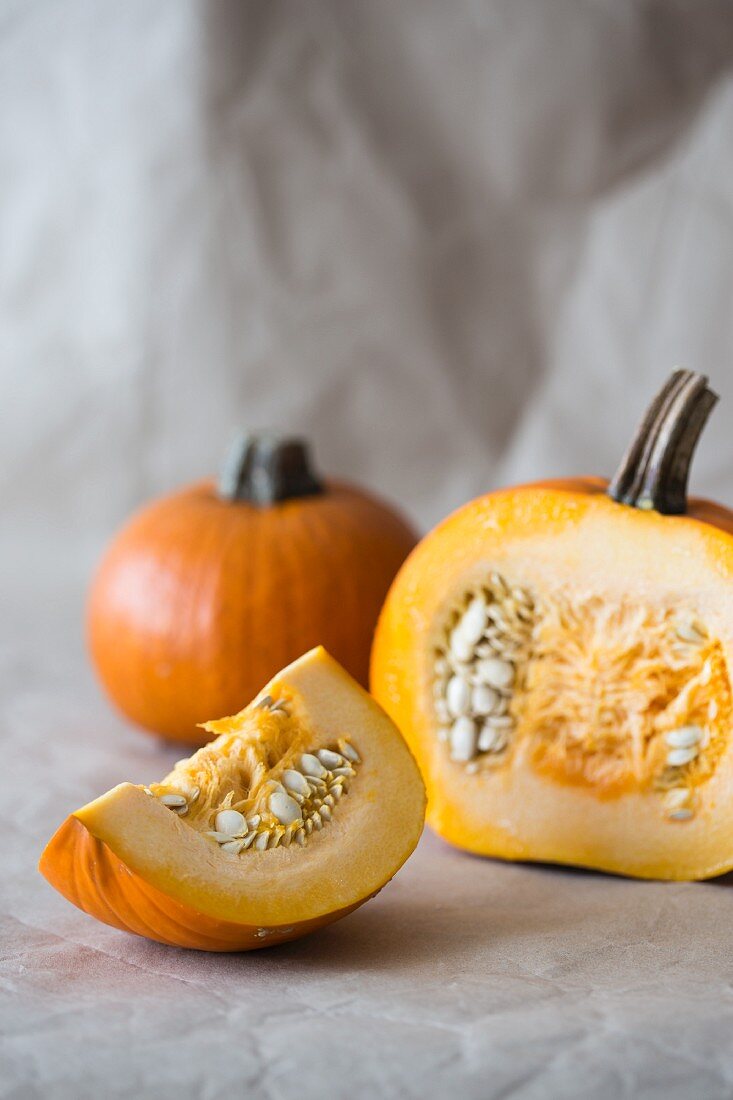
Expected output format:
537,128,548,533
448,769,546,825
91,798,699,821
76,648,426,924
381,488,733,879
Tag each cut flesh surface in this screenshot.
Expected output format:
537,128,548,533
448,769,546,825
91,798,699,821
371,481,733,880
40,648,425,948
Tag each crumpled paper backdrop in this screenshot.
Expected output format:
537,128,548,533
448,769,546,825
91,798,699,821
4,2,733,1097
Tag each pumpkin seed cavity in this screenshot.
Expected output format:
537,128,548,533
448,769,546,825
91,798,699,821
433,572,732,824
149,696,360,853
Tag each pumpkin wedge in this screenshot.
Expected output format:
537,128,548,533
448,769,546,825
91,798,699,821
372,370,733,880
40,648,425,950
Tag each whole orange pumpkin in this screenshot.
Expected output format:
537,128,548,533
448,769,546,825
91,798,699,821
89,435,417,745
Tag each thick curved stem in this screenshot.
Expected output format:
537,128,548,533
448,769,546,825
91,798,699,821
608,370,718,514
218,434,323,505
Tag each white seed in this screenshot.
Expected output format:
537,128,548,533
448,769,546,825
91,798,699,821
332,766,355,777
459,596,487,645
215,809,247,836
323,794,335,808
666,746,699,768
330,785,343,800
668,808,694,822
475,657,514,689
675,621,707,645
486,715,515,729
477,724,501,752
663,788,691,810
172,804,188,816
295,828,306,847
160,793,187,808
472,684,500,716
269,828,284,848
307,776,328,791
446,675,471,718
269,791,302,827
434,656,450,677
665,726,703,749
450,716,477,762
450,628,475,663
254,832,270,850
317,749,344,769
339,741,361,763
221,839,245,855
435,699,450,724
708,699,719,720
247,815,261,829
320,805,332,821
240,832,257,850
311,811,323,830
300,753,327,778
206,831,238,844
305,818,314,835
280,828,292,848
256,694,274,709
187,787,200,803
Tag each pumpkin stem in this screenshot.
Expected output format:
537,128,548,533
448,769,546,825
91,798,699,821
218,434,324,505
608,370,718,514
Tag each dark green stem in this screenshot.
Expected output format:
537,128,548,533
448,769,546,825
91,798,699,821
218,434,323,506
608,369,718,515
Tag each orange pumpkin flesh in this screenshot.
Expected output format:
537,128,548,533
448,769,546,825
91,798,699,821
40,648,426,950
89,456,416,745
371,372,733,880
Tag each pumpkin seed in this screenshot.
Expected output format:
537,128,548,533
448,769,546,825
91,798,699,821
458,596,487,645
450,716,477,762
663,788,691,810
160,793,187,808
446,675,471,718
339,740,361,763
475,658,514,690
317,749,344,769
675,621,707,645
300,753,327,778
221,838,245,854
472,684,499,716
269,791,302,827
215,809,247,835
665,726,703,749
666,746,699,768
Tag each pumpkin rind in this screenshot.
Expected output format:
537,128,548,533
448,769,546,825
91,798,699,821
39,816,365,951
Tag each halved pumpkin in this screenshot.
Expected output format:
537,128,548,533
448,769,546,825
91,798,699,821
371,370,733,880
40,648,426,950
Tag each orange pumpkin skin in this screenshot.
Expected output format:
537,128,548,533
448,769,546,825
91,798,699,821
88,479,416,745
39,816,365,952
